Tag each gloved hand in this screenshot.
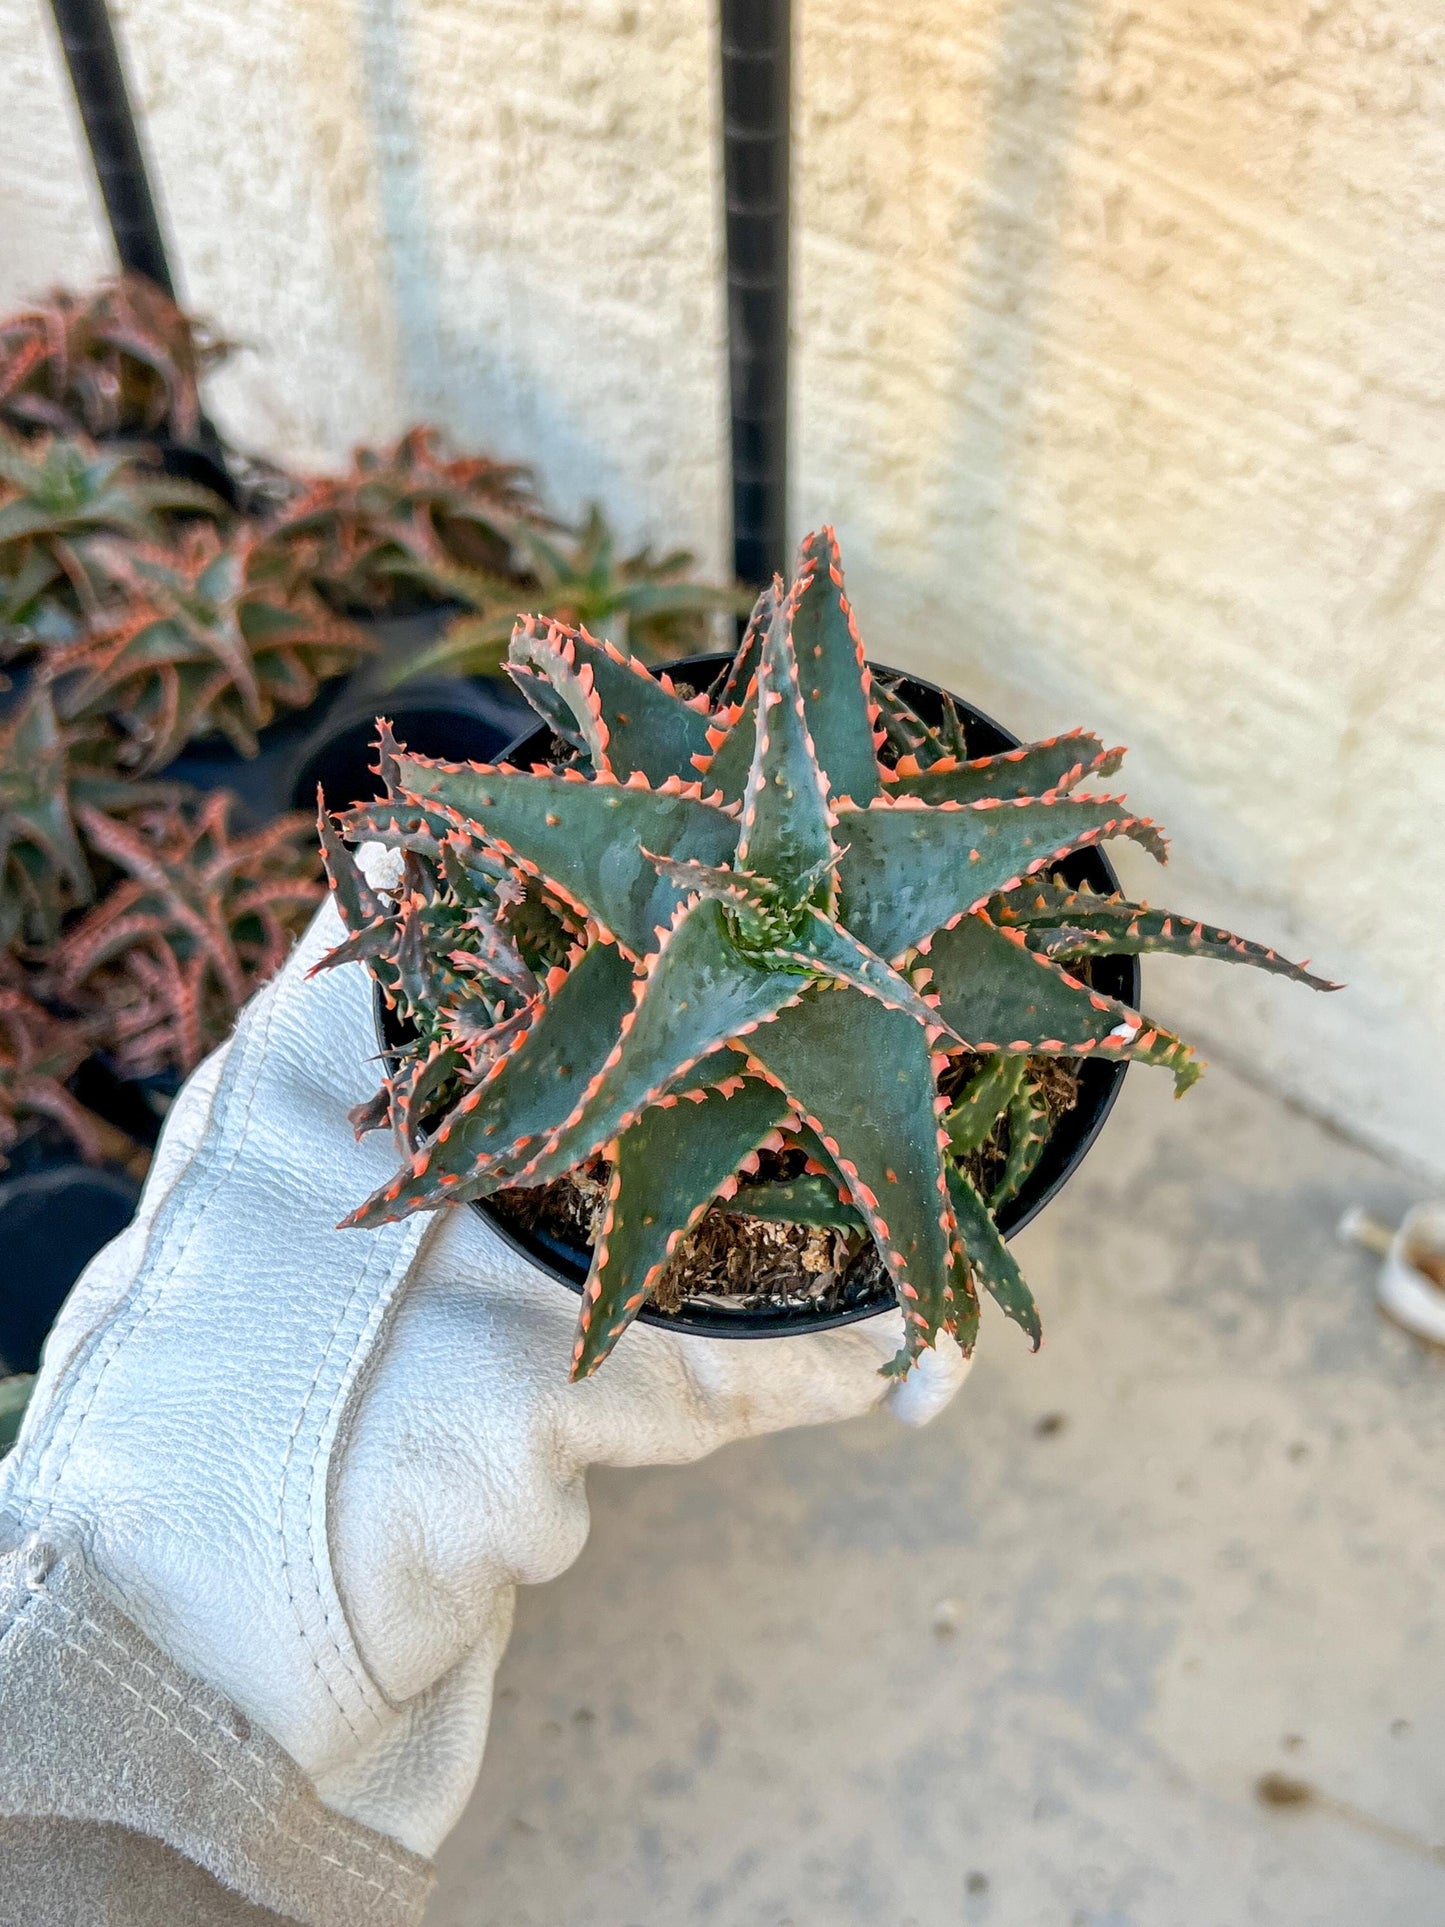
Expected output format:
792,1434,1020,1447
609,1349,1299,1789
0,863,968,1859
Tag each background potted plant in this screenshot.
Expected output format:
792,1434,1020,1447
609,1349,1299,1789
0,273,747,1390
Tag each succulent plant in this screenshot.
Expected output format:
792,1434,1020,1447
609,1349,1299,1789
319,529,1336,1379
53,790,324,1078
0,273,228,445
0,683,95,947
0,967,101,1166
263,426,539,614
399,503,755,681
0,432,223,646
48,525,371,771
0,674,215,952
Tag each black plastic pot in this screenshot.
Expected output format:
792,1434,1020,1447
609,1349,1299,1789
164,609,533,824
0,624,531,1364
376,652,1140,1341
290,671,530,815
0,1144,139,1374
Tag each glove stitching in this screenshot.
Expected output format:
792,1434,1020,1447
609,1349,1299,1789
299,1218,432,1731
51,1594,418,1881
27,1616,423,1904
18,969,286,1527
277,1228,395,1747
68,1607,284,1792
2,1559,419,1891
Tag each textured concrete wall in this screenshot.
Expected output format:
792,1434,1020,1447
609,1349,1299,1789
1,0,1441,1177
792,0,1445,1184
2,0,730,558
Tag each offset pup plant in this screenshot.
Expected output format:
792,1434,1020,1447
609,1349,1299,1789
318,529,1335,1380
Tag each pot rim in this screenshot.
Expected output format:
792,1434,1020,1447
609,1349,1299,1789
373,651,1140,1339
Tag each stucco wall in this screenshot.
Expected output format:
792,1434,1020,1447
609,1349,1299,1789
2,0,1441,1179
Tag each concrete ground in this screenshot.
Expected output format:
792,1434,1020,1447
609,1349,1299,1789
427,1057,1444,1927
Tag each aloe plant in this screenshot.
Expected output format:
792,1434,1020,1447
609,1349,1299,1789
50,525,371,770
0,432,223,644
0,272,228,445
397,503,755,681
263,426,539,614
0,972,101,1165
319,529,1337,1378
0,683,180,948
54,791,323,1077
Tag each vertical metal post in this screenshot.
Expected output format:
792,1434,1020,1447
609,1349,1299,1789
48,0,175,298
720,0,790,589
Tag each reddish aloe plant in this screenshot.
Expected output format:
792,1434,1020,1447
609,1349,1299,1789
0,431,223,644
264,426,539,614
317,529,1337,1379
0,273,228,445
0,972,101,1166
50,525,371,770
54,792,323,1076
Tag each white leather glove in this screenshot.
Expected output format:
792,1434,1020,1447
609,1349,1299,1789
0,869,968,1859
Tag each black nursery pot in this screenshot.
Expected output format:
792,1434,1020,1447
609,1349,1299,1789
380,654,1140,1340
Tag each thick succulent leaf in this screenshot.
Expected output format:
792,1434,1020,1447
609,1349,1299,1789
873,675,951,765
993,1072,1051,1208
462,907,540,998
507,663,589,758
394,889,440,1005
946,1166,1040,1347
787,528,881,805
995,883,1338,989
492,897,808,1189
746,985,954,1370
944,1053,1025,1156
729,1173,865,1231
693,584,776,800
571,1077,792,1377
886,730,1123,804
836,794,1168,962
390,1039,467,1148
988,875,1115,926
348,1083,394,1140
947,1244,982,1354
508,617,711,785
922,913,1202,1092
935,694,971,761
343,939,637,1226
776,909,959,1038
311,916,396,976
736,592,837,898
434,834,500,908
315,800,390,937
394,754,739,956
335,794,471,862
712,587,771,712
701,699,757,804
641,850,767,910
0,686,90,898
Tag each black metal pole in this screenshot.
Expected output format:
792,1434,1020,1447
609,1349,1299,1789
720,0,790,589
48,0,175,298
